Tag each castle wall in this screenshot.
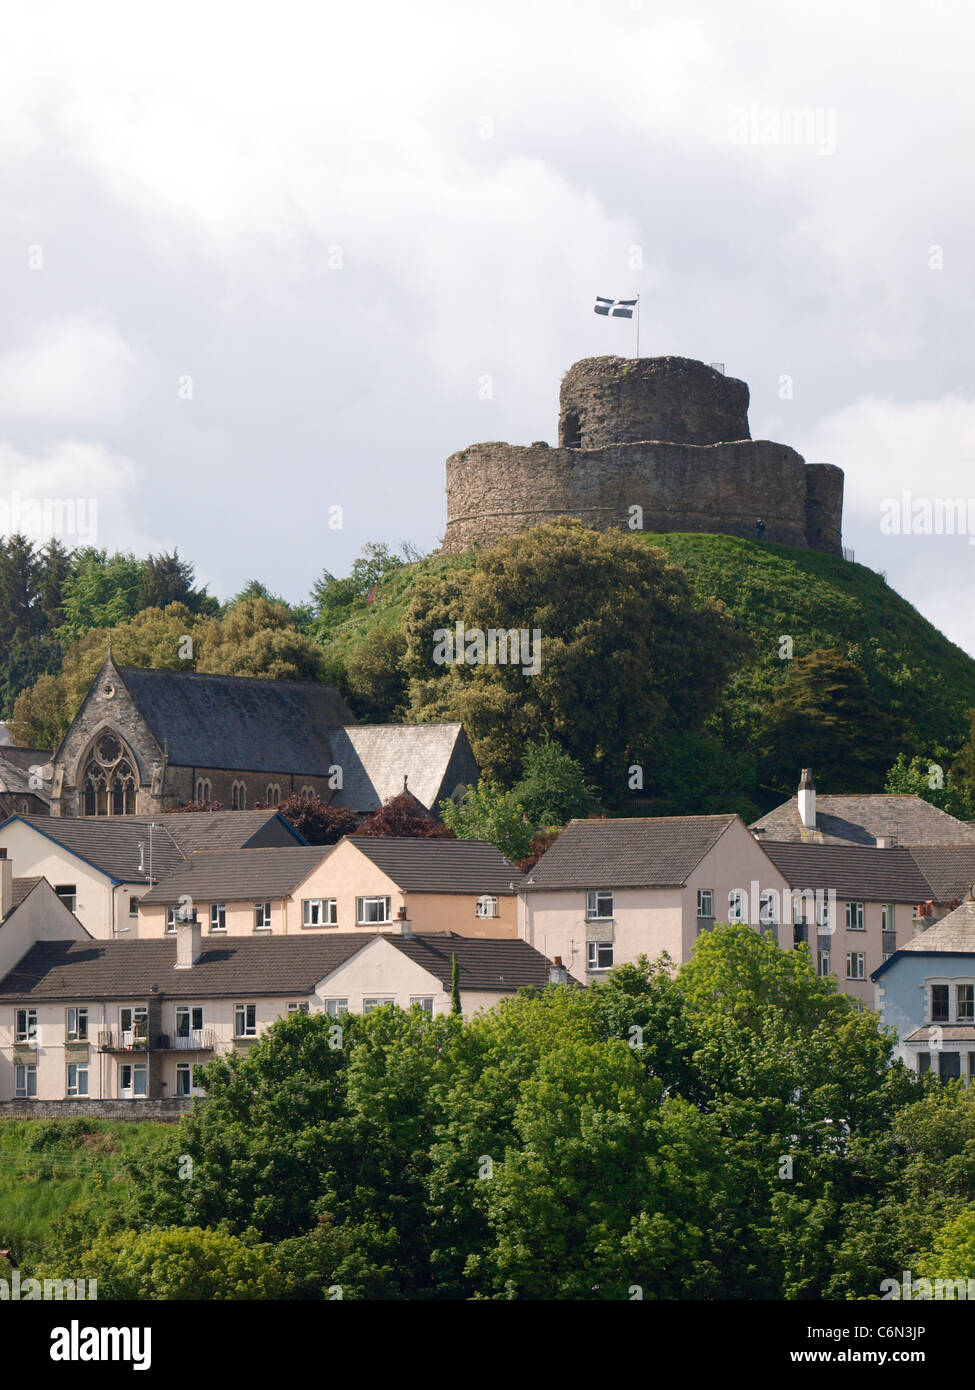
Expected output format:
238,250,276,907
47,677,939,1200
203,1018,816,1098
558,356,751,448
443,439,843,555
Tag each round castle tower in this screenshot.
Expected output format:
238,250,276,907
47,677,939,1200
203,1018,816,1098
441,355,843,555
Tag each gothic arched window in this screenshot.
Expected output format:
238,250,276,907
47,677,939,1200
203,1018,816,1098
81,733,137,816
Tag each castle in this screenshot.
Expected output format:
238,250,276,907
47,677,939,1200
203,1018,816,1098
442,355,843,555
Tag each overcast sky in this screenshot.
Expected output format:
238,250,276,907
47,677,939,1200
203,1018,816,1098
1,0,974,656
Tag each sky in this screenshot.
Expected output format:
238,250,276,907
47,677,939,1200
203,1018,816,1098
1,0,974,653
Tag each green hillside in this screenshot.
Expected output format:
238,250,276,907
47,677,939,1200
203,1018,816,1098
323,531,975,792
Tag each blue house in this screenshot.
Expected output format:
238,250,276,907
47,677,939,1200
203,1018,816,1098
872,894,975,1082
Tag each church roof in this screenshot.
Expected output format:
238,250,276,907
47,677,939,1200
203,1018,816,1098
328,723,473,813
116,667,355,775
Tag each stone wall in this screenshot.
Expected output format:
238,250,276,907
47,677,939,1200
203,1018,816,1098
0,1097,193,1121
558,355,751,448
442,355,844,557
444,439,843,555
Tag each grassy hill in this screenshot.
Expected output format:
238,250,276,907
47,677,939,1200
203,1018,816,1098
324,531,975,775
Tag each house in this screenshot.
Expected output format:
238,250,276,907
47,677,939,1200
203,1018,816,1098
758,840,935,1003
519,814,792,983
752,768,975,847
0,746,51,817
0,810,307,940
872,893,975,1082
0,848,90,979
0,916,556,1105
47,653,478,818
138,835,523,939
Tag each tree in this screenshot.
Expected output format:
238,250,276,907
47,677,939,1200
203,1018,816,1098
312,542,406,633
759,648,899,795
439,779,535,863
450,954,461,1015
194,597,325,680
62,1225,283,1299
507,737,601,826
355,790,455,839
885,752,974,821
273,792,358,845
404,519,738,802
137,550,215,615
56,549,145,640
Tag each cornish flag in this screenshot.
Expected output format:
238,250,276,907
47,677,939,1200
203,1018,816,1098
594,295,637,319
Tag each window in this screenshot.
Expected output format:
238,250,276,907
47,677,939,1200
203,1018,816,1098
175,1006,204,1037
410,997,435,1015
175,1063,192,1096
195,777,211,803
166,906,177,933
356,896,391,925
128,896,140,918
231,780,247,811
66,1063,89,1097
918,1052,931,1074
234,1003,257,1037
959,985,975,1024
302,898,337,927
15,1009,37,1042
793,921,808,948
266,783,281,805
363,998,395,1014
882,931,897,962
287,1001,310,1015
939,1052,962,1082
697,890,713,918
846,952,865,981
254,902,272,931
586,890,614,921
15,1064,36,1098
300,784,315,797
817,950,831,978
120,1007,148,1043
119,1063,147,1097
759,891,778,926
931,985,950,1023
66,1006,88,1042
587,941,614,972
81,733,136,816
475,895,500,919
881,903,894,931
325,999,348,1017
727,889,746,924
209,903,226,932
55,884,77,913
846,902,865,931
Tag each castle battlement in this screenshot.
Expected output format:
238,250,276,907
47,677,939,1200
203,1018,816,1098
442,356,843,556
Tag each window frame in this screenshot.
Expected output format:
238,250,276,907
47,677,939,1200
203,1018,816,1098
254,901,272,931
585,889,614,922
846,902,865,931
697,889,713,919
209,903,226,932
846,951,866,981
475,895,500,919
15,1008,37,1043
234,1002,257,1037
356,895,391,925
15,1063,37,1099
66,1062,89,1097
66,1006,89,1042
586,940,614,972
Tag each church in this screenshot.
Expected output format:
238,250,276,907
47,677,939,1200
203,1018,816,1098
45,654,478,819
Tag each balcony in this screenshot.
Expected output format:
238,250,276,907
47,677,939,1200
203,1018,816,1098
97,1029,215,1053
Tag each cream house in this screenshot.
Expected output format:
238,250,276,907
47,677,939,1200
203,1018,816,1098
0,917,554,1104
520,814,793,984
0,810,307,940
139,836,522,940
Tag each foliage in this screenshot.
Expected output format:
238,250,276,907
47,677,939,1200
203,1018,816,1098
885,752,974,820
439,779,535,863
354,791,455,839
58,1225,283,1300
272,792,358,845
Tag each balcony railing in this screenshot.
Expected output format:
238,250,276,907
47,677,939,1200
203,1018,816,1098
97,1029,215,1053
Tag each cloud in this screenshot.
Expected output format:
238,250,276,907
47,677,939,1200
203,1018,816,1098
0,319,138,425
0,438,143,550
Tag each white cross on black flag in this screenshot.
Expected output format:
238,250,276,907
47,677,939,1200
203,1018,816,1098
594,296,637,318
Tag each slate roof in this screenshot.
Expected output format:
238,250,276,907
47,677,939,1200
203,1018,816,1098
11,877,43,909
107,810,307,854
759,841,934,903
906,846,975,903
347,837,522,893
0,751,49,800
904,1025,975,1043
140,847,332,904
0,932,555,1000
0,816,185,884
0,747,53,774
895,898,975,954
385,932,554,991
327,723,473,812
0,936,370,1001
751,795,975,847
525,815,738,890
116,667,355,775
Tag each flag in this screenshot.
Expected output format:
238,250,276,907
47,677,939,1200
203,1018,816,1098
594,296,637,319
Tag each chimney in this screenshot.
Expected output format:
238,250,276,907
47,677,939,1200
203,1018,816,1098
174,913,201,969
0,849,11,920
548,955,568,985
798,769,816,829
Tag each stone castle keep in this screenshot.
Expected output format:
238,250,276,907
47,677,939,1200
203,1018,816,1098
442,356,844,555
